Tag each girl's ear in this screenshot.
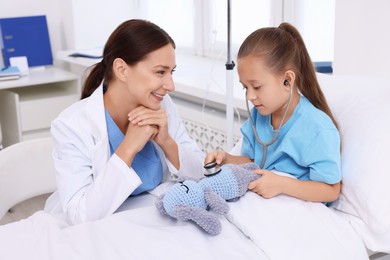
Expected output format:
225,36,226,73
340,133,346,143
283,70,296,89
112,58,128,82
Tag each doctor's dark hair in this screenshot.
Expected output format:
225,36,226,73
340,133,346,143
237,22,339,131
81,19,176,99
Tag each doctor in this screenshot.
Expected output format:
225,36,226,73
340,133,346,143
44,19,205,225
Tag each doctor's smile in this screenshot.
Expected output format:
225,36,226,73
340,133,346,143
151,92,165,101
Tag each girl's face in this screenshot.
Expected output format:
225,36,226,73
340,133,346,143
126,44,176,110
237,55,291,118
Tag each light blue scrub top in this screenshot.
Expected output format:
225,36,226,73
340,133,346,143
105,109,163,195
240,96,341,184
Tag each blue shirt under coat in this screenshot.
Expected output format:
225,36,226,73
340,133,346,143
105,109,163,195
240,95,341,184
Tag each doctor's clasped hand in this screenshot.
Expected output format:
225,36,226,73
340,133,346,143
127,105,179,168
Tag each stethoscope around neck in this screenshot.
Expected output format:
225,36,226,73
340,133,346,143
245,81,293,169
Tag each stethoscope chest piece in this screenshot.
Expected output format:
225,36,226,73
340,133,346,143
203,161,221,177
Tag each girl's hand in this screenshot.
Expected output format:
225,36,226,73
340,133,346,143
204,151,228,166
128,106,170,146
248,169,283,198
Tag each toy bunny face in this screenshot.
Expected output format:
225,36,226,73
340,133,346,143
163,180,207,216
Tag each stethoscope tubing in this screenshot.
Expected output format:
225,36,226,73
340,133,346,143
245,85,293,168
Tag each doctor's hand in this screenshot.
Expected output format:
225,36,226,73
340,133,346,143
128,105,180,169
128,106,169,144
248,169,284,199
124,120,158,152
116,120,158,167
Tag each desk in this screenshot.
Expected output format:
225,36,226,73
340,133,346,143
57,49,102,69
0,67,80,148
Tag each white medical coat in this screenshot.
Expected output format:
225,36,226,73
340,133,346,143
44,84,205,225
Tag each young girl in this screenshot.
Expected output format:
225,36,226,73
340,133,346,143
205,23,341,203
45,20,204,225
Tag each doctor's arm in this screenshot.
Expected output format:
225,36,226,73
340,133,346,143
127,105,180,169
51,119,142,225
162,95,205,179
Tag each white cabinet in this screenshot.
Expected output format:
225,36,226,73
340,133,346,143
0,67,80,148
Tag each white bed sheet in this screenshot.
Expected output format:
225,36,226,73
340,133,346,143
227,192,368,259
0,189,369,260
0,205,266,260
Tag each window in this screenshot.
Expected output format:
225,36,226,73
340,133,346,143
138,0,195,52
206,0,277,57
138,0,335,62
138,0,279,58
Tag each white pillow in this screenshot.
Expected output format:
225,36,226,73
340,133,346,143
317,73,390,240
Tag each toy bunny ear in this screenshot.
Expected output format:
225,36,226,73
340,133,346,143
204,187,229,215
173,205,222,236
155,194,168,215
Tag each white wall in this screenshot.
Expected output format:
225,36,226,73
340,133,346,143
64,0,139,50
333,0,390,78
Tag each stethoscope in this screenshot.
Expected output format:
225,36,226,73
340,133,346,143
203,81,293,176
204,161,221,176
245,80,293,169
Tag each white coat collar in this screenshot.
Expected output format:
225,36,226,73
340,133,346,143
85,83,108,145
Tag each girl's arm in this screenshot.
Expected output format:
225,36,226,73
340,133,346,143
279,176,340,202
249,170,341,202
225,154,254,164
204,151,253,165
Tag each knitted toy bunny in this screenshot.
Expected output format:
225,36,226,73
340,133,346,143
155,162,260,236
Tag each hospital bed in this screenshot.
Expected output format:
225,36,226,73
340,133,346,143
0,73,389,259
